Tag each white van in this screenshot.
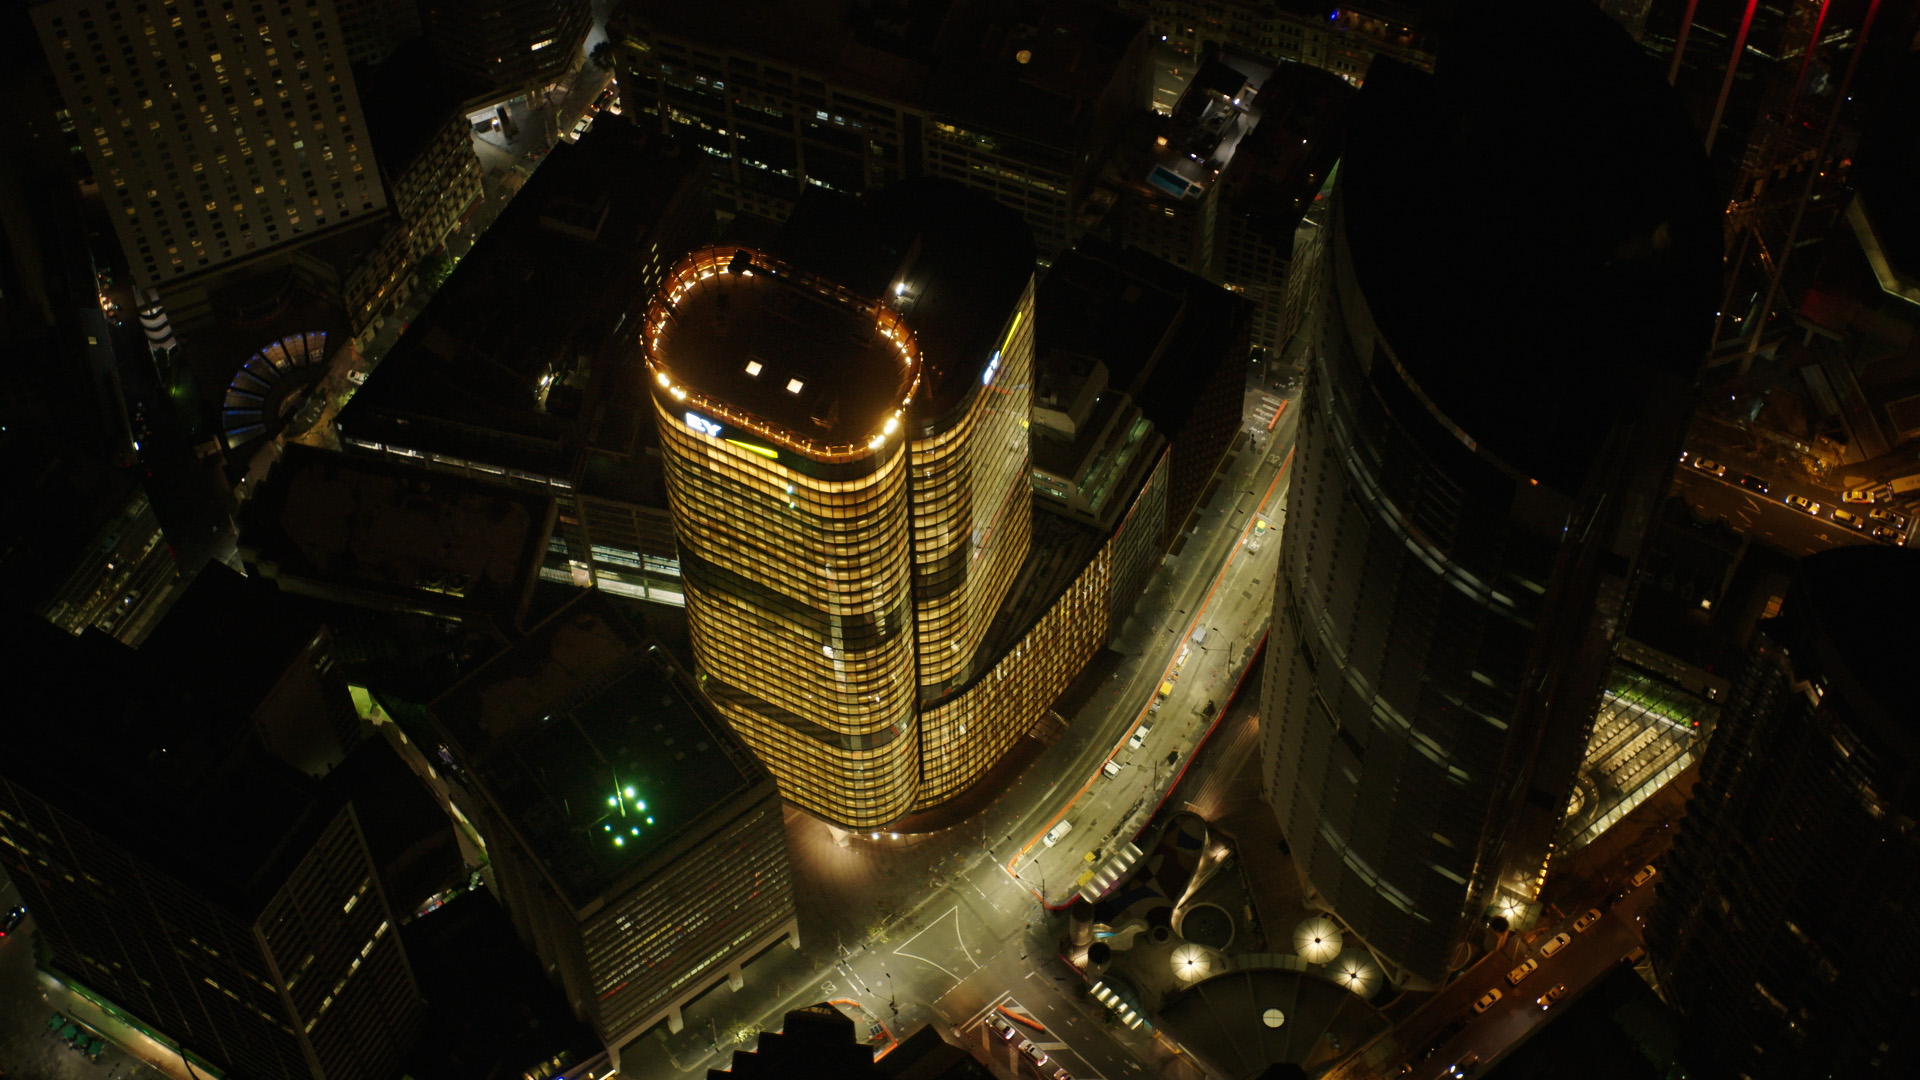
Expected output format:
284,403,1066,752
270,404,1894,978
1044,820,1075,847
1102,759,1122,779
1129,722,1152,749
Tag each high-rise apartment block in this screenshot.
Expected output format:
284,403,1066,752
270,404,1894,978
1648,546,1920,1079
418,0,591,94
647,182,1035,826
30,0,389,291
425,593,798,1048
1258,5,1717,987
610,0,1147,257
0,616,422,1080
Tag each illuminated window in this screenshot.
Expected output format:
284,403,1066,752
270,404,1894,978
785,378,804,394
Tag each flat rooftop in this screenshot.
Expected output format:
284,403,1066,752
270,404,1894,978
430,592,765,910
238,445,552,624
654,259,914,447
1339,3,1718,491
3,615,329,920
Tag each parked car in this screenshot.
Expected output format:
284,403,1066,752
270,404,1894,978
1784,494,1822,516
1102,759,1122,779
1506,958,1539,985
1872,524,1906,544
1737,473,1770,493
1832,508,1866,530
1017,1039,1049,1067
1631,864,1658,887
1869,506,1910,528
1844,487,1883,504
1572,908,1602,933
1473,988,1503,1014
1690,457,1727,478
1536,984,1568,1010
1539,932,1571,958
987,1015,1017,1041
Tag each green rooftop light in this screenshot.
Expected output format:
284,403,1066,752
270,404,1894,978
636,800,647,811
624,786,636,798
603,824,612,832
629,827,639,836
614,836,624,847
646,817,655,825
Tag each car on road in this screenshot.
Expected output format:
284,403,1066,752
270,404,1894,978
1573,908,1602,933
1737,473,1770,494
1832,508,1866,531
1017,1039,1049,1067
1784,494,1822,516
1507,958,1539,985
1044,820,1075,847
1129,722,1152,749
1873,525,1906,544
1445,1056,1481,1078
1536,984,1568,1010
1473,987,1503,1014
1690,457,1727,477
1539,931,1571,958
1102,759,1122,779
1052,1070,1072,1080
1,904,25,938
1870,506,1910,528
1631,864,1658,887
987,1015,1017,1041
1844,487,1884,504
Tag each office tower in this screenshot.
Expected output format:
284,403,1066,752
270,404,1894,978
426,593,798,1047
0,616,423,1080
1122,0,1438,85
417,0,590,94
29,0,389,291
646,181,1035,827
1648,547,1920,1079
333,0,422,67
610,0,1147,257
1258,2,1718,987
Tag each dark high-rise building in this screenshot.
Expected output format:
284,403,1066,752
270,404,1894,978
418,0,590,94
0,616,423,1080
1258,2,1718,987
609,0,1147,256
645,181,1036,827
426,592,799,1048
1648,546,1920,1079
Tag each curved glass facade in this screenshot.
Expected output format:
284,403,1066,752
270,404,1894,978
1261,202,1580,986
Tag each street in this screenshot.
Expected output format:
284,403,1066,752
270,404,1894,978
610,390,1300,1080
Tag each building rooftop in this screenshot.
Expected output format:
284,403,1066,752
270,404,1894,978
652,253,918,448
356,39,489,178
1788,545,1920,733
1138,47,1273,204
1338,2,1718,492
337,121,706,475
1154,968,1373,1080
1038,238,1245,438
2,614,331,921
238,445,553,626
137,562,328,719
430,592,765,910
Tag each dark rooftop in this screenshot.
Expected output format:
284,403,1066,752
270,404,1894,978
1790,545,1920,734
1154,969,1372,1080
356,39,489,177
2,614,330,921
238,445,553,626
430,592,765,910
337,121,706,473
777,181,1037,422
1339,0,1718,492
138,562,327,719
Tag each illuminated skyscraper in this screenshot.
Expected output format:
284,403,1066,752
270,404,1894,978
1259,4,1718,987
646,182,1035,828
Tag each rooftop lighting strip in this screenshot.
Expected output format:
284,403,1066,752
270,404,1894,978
644,246,925,460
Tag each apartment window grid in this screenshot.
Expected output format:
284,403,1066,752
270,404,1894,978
33,0,383,287
585,803,792,1034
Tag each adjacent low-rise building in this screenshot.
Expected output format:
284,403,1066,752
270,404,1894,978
425,592,800,1050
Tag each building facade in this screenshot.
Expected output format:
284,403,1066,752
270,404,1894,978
30,0,389,291
1125,0,1437,85
1258,7,1717,987
0,620,421,1080
426,594,798,1048
1647,547,1920,1079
